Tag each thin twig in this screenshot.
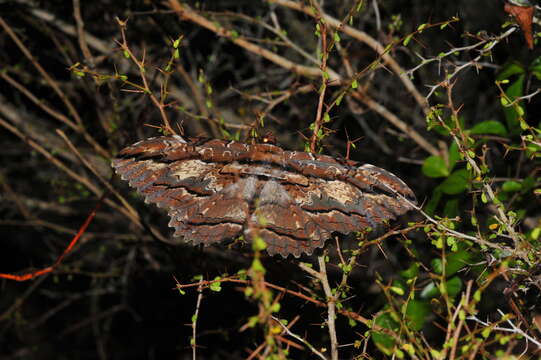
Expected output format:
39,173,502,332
310,16,328,153
317,255,339,360
72,0,94,66
115,18,176,135
271,316,328,360
166,0,341,82
267,0,430,114
0,116,144,232
0,16,109,158
56,129,141,224
192,280,204,360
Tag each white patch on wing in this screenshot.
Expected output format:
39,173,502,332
171,159,214,180
259,180,291,205
241,176,258,201
322,180,359,204
142,160,168,172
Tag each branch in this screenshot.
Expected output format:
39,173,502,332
166,0,341,82
268,0,430,114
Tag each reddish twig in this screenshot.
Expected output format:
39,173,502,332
0,193,107,281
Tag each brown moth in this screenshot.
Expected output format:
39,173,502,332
112,135,417,257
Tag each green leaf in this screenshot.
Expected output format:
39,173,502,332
502,74,525,134
431,259,443,274
440,169,469,195
371,313,399,355
424,186,443,215
502,180,522,192
400,263,419,279
445,249,476,277
405,299,431,331
445,276,463,297
420,282,438,299
470,120,508,136
420,277,463,299
251,258,266,274
443,198,460,218
323,113,331,123
448,142,460,172
210,277,222,292
252,236,267,251
403,34,413,46
530,56,541,80
422,156,449,178
496,62,525,81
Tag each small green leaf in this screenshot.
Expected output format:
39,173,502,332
420,277,462,298
496,62,525,81
400,263,419,279
351,79,358,89
390,286,405,296
403,34,413,46
502,180,522,192
371,313,399,355
448,142,460,172
431,259,443,274
530,56,541,80
251,258,266,274
336,93,344,105
440,169,469,195
424,185,443,216
445,276,463,297
210,277,222,292
502,74,525,134
252,236,267,251
445,249,476,277
528,227,541,241
323,113,331,122
481,192,488,203
443,199,460,218
474,290,481,302
405,299,431,331
422,156,449,178
420,282,438,299
470,120,508,136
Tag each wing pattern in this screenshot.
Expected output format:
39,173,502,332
112,135,417,257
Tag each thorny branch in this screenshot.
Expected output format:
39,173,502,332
166,0,441,157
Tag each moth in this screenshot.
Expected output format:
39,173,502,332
112,135,417,257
